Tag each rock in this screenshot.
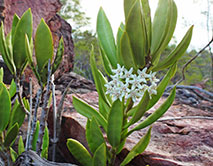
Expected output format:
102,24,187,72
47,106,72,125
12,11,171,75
3,0,74,82
48,88,213,166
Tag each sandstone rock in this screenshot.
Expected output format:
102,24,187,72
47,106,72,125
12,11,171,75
48,90,213,166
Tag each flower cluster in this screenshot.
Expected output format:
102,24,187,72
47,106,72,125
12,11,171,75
105,64,159,102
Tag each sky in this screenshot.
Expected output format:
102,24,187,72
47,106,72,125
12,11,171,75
79,0,213,51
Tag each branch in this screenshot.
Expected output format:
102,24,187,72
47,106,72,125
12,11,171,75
176,37,213,85
158,116,213,122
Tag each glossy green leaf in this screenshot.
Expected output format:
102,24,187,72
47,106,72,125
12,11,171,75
86,118,105,154
8,99,25,130
120,31,137,70
35,18,53,72
116,22,125,66
151,0,177,62
90,49,110,106
107,99,123,147
92,143,106,166
120,127,152,166
126,0,146,67
124,0,137,20
99,96,110,119
127,87,176,136
13,9,32,71
152,26,193,71
6,32,13,60
4,123,19,147
52,37,64,74
41,126,49,159
141,0,152,51
0,23,16,75
0,82,11,131
11,14,20,43
99,47,113,76
147,63,177,110
73,96,107,132
10,147,18,162
125,91,150,129
9,79,16,99
97,7,117,68
32,121,40,151
0,68,3,82
67,138,92,166
18,136,25,155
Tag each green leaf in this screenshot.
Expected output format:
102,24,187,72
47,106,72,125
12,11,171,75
0,82,11,131
18,136,25,155
99,47,113,76
35,18,53,83
10,147,18,162
86,118,105,154
152,26,193,71
73,96,107,132
120,31,137,70
99,96,110,119
151,0,177,62
4,123,19,147
8,99,25,130
11,14,20,43
0,68,3,82
125,91,150,129
9,79,16,99
13,9,32,71
127,87,176,136
124,0,137,20
0,23,16,75
141,0,152,51
67,138,92,166
97,7,117,68
52,37,64,74
107,99,123,147
120,127,152,166
126,0,146,67
116,22,125,66
41,126,49,159
92,143,106,166
32,121,40,151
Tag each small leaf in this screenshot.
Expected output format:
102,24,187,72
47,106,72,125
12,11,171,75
10,147,18,162
0,82,11,131
92,143,106,166
73,96,108,132
18,136,25,155
41,125,49,159
4,123,19,147
11,14,20,43
127,87,176,136
52,37,64,74
86,118,105,154
99,47,113,76
116,22,125,66
124,0,137,20
9,79,16,99
13,9,33,71
121,127,152,166
0,68,3,82
32,121,40,151
107,99,123,147
67,138,92,166
126,0,146,67
97,7,117,68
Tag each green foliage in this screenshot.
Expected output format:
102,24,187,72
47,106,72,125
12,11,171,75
68,0,194,165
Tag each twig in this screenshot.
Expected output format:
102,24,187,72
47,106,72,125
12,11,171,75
29,88,42,150
176,37,213,85
37,60,52,154
158,116,213,122
25,77,33,151
51,75,57,162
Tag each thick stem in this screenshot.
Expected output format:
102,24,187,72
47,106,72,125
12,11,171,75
108,148,117,166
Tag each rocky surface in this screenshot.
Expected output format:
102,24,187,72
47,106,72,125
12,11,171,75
3,0,74,82
47,74,213,166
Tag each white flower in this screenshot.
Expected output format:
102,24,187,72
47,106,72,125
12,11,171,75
148,84,157,98
127,87,142,103
121,67,134,81
112,64,125,77
129,74,146,89
137,67,149,79
148,71,160,84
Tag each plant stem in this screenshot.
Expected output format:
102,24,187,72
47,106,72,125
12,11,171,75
109,148,117,166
